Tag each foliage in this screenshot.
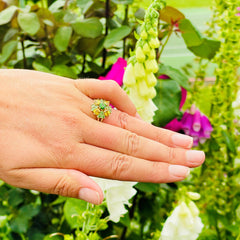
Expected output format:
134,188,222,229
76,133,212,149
0,0,239,239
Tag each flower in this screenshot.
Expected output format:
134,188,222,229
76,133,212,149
99,57,127,86
91,177,137,223
160,201,204,240
123,0,165,123
181,106,213,146
164,84,187,132
236,7,240,16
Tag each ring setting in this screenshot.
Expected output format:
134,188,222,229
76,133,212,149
91,99,112,121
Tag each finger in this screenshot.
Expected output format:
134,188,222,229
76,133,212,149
81,119,205,168
74,79,137,117
64,144,191,183
104,109,193,149
7,168,104,205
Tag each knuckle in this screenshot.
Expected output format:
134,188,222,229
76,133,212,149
118,112,129,129
111,154,130,179
105,80,120,94
168,147,176,163
52,173,72,197
125,132,140,155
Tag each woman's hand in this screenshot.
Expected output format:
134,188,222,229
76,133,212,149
0,69,205,204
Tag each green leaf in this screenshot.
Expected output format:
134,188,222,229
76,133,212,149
77,36,104,57
179,18,203,47
179,18,220,59
0,40,18,64
64,198,87,229
8,188,24,207
153,79,182,127
135,183,160,193
10,204,40,233
0,5,18,25
158,63,190,90
52,64,78,79
72,17,103,38
103,25,131,49
188,38,221,60
53,26,72,52
17,12,40,35
222,130,236,154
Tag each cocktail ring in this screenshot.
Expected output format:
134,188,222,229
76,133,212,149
91,99,112,121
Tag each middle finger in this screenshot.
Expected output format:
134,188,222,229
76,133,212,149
81,118,205,168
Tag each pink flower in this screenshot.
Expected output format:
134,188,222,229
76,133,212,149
236,7,240,16
181,106,213,146
99,57,127,86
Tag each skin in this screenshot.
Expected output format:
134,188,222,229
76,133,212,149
0,69,205,204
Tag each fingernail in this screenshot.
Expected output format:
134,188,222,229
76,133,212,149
172,134,193,148
79,188,101,205
169,165,190,178
186,150,205,166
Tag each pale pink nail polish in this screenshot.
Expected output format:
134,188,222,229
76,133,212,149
172,134,193,148
186,150,205,165
78,188,101,205
169,165,190,178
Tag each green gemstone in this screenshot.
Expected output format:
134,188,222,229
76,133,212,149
98,111,105,119
99,102,106,110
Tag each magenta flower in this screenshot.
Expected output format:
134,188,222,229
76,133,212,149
181,107,213,146
99,57,127,86
236,7,240,16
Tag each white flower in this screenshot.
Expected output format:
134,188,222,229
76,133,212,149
92,177,137,222
160,201,204,240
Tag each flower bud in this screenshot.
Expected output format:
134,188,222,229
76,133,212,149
134,62,146,79
142,43,151,54
136,47,146,62
137,79,149,97
148,27,158,37
140,29,148,40
123,63,136,87
146,72,157,87
137,79,156,98
148,49,156,59
149,37,160,49
145,59,158,73
187,191,201,200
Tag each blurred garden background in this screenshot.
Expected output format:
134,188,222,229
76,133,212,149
0,0,239,239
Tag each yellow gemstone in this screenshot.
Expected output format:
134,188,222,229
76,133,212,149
95,99,101,105
93,108,100,115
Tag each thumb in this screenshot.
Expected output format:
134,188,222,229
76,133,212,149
6,168,104,205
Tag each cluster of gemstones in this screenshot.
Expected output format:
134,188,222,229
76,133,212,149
91,99,112,121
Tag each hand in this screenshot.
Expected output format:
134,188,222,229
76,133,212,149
0,69,205,204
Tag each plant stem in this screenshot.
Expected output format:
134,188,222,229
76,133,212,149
20,36,27,69
102,0,110,68
44,25,54,66
81,53,86,74
157,25,173,62
64,0,70,10
122,5,129,59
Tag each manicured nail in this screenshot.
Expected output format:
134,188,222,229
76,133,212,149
79,188,101,205
169,165,190,178
172,134,193,148
186,150,205,166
